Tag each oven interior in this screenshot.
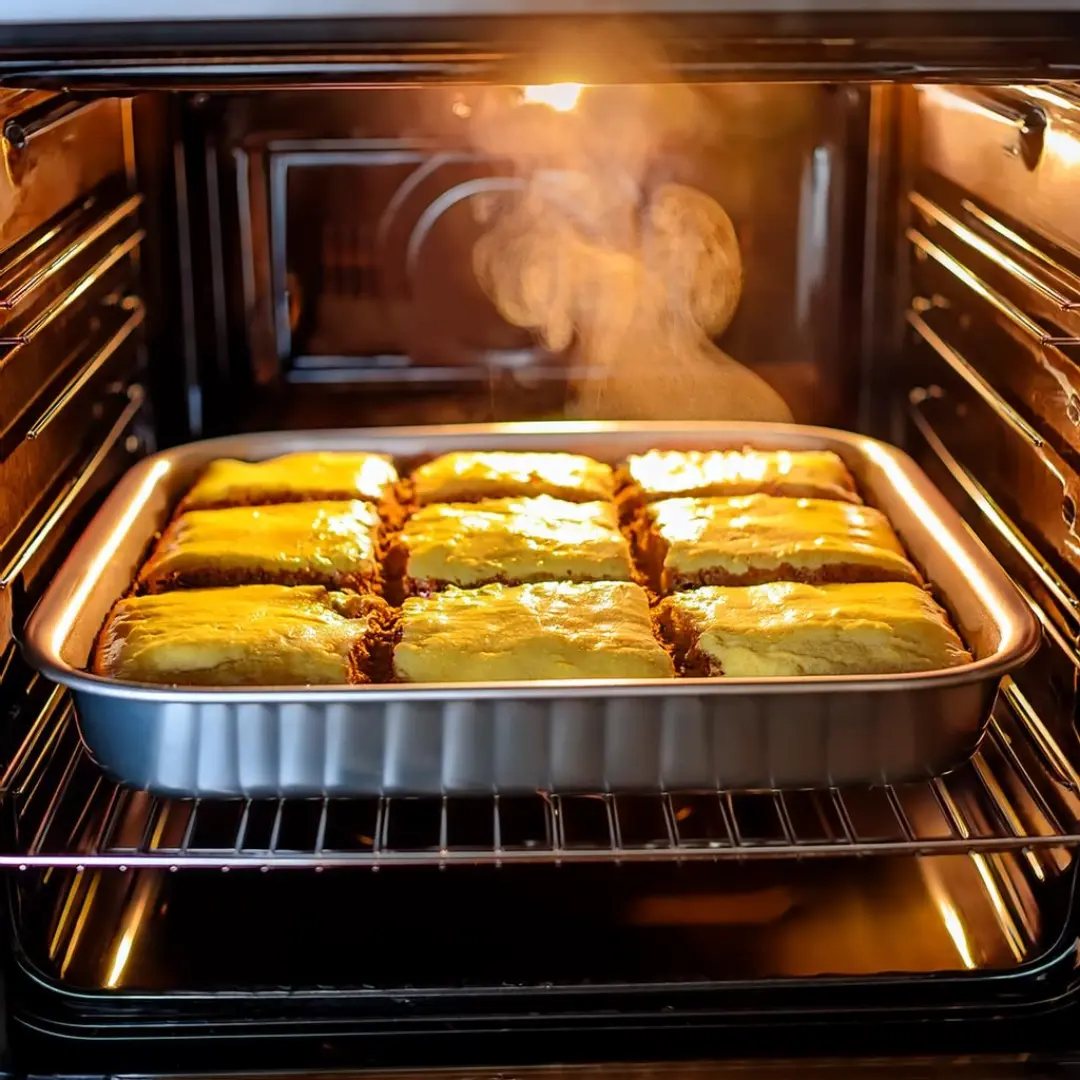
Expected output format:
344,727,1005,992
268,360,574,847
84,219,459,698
3,48,1080,1073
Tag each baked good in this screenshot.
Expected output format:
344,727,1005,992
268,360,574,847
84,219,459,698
181,451,398,510
94,585,392,686
640,493,920,592
393,580,675,682
621,448,860,506
656,581,971,677
392,495,634,594
409,450,615,505
138,500,382,593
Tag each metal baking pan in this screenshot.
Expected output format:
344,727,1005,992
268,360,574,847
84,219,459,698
22,421,1039,797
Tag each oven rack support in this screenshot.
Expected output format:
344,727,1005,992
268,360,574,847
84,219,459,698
2,682,1079,870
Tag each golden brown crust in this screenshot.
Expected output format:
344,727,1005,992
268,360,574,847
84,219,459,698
92,587,397,686
666,562,922,590
407,451,617,506
139,566,381,595
630,493,920,594
136,497,397,598
391,581,675,683
179,489,349,512
614,452,864,520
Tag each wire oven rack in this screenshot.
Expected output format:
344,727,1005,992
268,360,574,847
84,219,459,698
2,674,1079,870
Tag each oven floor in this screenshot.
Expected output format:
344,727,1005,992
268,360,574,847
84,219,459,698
15,854,1038,994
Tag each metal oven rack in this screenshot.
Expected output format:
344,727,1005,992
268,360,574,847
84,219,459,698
1,674,1078,870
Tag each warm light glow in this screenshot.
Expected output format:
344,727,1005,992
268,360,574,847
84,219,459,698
939,898,977,971
521,83,584,112
51,458,172,659
860,439,1017,648
106,928,136,989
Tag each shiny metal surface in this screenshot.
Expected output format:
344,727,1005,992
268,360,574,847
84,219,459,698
23,422,1039,797
19,857,1036,994
918,85,1080,262
2,0,1077,20
1,688,1077,868
0,96,126,253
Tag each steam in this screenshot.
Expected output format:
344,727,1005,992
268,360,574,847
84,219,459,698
469,70,792,422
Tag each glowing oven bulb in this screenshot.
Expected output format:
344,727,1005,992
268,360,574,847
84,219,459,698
521,83,584,112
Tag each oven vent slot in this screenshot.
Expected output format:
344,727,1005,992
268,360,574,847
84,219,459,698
1,688,1078,871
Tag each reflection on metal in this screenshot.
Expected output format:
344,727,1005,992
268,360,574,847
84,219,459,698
910,192,1080,317
795,145,831,330
2,688,1079,870
907,398,1080,630
27,298,145,439
960,199,1080,311
969,853,1027,962
105,873,159,988
0,228,144,347
922,864,977,969
906,308,1043,448
906,226,1079,349
174,136,201,435
59,870,100,981
267,147,428,363
0,389,145,610
1,97,98,152
918,83,1080,259
0,193,143,311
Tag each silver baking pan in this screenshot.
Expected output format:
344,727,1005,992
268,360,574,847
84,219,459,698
21,422,1039,797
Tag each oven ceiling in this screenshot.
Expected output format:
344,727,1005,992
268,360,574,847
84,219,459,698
2,0,1080,20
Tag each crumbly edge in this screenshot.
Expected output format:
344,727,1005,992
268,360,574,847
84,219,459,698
139,566,381,595
666,561,925,591
623,506,669,593
353,595,398,684
178,485,401,514
651,601,714,678
400,570,638,598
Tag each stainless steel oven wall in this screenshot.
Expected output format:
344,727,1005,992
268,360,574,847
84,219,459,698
175,84,868,433
901,84,1080,768
0,90,151,676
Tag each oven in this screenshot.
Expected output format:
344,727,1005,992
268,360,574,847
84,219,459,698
2,4,1080,1078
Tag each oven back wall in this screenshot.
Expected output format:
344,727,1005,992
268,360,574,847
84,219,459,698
172,84,866,435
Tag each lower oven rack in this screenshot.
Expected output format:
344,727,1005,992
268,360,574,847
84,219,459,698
1,674,1078,870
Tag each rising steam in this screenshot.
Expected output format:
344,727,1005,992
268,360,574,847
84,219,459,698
469,69,792,422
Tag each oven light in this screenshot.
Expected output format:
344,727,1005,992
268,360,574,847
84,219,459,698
521,83,584,112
